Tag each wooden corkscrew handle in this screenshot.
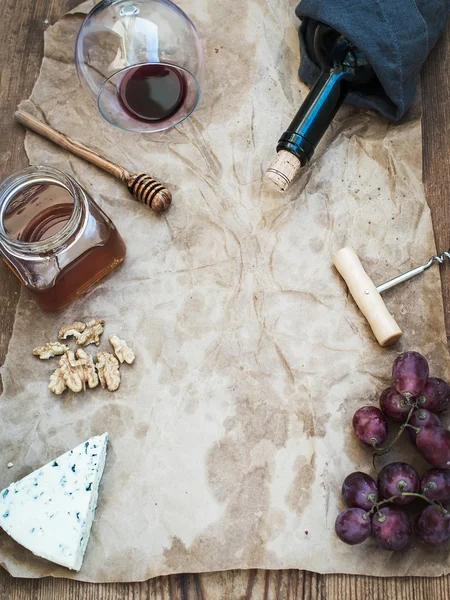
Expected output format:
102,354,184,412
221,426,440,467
333,247,402,347
14,110,172,212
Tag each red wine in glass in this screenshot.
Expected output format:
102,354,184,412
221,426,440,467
118,64,187,123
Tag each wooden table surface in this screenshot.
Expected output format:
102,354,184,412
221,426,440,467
1,2,450,598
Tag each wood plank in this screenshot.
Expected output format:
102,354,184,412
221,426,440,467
3,570,450,600
422,21,450,339
0,1,450,598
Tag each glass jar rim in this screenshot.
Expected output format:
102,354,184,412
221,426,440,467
97,62,201,133
0,166,82,255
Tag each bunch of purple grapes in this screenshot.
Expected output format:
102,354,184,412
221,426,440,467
335,465,450,549
335,351,450,551
352,351,450,467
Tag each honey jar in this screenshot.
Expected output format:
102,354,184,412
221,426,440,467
0,166,126,310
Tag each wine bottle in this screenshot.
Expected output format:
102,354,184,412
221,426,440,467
265,23,376,191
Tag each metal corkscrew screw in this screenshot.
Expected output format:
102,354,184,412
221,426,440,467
376,250,450,293
333,248,450,348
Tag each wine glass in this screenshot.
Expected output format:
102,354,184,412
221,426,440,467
75,0,205,133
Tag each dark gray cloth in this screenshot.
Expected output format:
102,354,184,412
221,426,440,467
296,0,450,120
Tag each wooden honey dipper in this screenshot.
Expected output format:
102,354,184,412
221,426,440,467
333,247,450,347
14,110,171,212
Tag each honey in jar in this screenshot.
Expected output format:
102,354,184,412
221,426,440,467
0,166,126,310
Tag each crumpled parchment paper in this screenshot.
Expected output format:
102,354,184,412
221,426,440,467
1,0,450,582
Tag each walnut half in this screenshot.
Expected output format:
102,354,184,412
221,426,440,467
33,342,70,360
76,319,105,347
58,321,86,340
48,368,67,395
96,351,121,391
76,349,99,389
109,335,135,365
59,351,85,393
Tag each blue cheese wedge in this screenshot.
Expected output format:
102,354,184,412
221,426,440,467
0,432,108,571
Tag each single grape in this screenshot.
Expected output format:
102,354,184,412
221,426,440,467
342,472,379,510
377,462,420,505
415,505,450,546
421,468,450,503
372,507,412,551
416,425,450,468
335,508,371,545
408,409,441,444
392,351,429,398
417,377,450,414
379,386,412,422
352,406,388,447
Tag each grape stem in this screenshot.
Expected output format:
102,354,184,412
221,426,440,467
372,403,417,465
364,492,448,518
404,424,420,433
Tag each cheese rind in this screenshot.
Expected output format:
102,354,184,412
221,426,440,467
0,432,108,571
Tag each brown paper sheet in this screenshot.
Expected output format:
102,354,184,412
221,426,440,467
1,0,450,582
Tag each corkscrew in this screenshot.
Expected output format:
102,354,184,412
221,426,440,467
14,110,171,212
333,248,450,347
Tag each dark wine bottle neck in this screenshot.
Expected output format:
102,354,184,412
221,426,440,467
276,24,375,166
277,67,351,165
